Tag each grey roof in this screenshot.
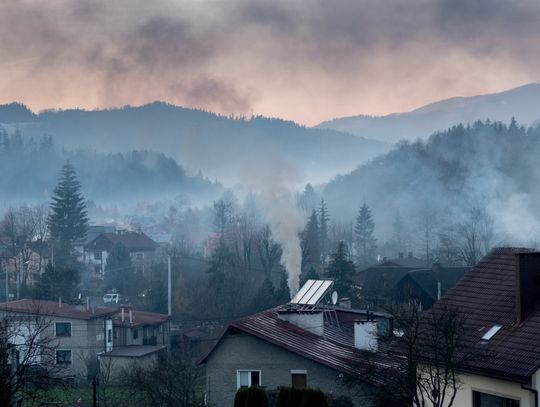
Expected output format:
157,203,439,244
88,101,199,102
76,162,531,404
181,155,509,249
100,345,166,358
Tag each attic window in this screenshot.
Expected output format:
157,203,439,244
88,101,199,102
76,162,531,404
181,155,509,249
481,325,502,341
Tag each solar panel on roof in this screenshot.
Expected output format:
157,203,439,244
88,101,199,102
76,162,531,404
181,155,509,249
290,279,333,305
290,279,317,304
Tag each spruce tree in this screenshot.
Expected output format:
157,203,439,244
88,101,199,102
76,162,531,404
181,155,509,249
48,162,89,259
300,209,321,274
318,199,330,262
325,241,355,301
354,201,377,267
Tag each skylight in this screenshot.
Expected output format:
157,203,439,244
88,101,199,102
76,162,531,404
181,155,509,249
481,325,502,341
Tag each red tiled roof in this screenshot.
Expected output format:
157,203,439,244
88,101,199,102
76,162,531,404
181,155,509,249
0,299,116,320
112,308,170,328
425,247,540,382
201,309,402,384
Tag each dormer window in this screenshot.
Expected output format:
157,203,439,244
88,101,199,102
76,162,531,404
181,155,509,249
480,325,502,342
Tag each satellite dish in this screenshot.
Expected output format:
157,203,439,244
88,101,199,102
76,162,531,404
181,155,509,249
331,291,338,305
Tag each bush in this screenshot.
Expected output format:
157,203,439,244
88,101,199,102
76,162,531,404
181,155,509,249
234,388,248,407
300,388,327,407
329,395,354,407
288,387,305,407
277,387,292,407
245,386,269,407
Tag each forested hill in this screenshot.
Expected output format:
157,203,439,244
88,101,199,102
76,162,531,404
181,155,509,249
322,119,540,242
317,83,540,143
0,130,222,205
0,102,389,185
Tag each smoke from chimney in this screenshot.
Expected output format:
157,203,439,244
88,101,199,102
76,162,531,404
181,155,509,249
257,189,303,295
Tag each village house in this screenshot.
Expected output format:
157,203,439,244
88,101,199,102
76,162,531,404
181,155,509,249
0,299,170,382
416,248,540,406
201,280,400,406
84,229,158,275
355,258,468,310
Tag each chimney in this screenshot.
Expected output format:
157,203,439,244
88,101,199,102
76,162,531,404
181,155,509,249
129,309,133,324
437,281,442,301
398,252,404,259
338,298,351,309
121,307,125,322
354,312,378,352
408,251,413,259
277,310,324,336
515,252,540,323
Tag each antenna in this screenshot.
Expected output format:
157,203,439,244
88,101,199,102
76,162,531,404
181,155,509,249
331,291,338,305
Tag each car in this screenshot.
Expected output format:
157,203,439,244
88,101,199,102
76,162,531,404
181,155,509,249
103,293,120,304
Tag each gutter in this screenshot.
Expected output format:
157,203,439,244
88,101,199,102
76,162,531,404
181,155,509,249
521,383,538,407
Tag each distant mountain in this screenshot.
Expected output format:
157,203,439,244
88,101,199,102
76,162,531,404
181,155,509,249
317,83,540,143
322,119,540,243
0,102,389,186
0,131,222,206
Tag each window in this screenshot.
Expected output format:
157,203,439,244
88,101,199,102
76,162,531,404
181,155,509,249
56,350,72,364
94,251,102,260
291,370,307,388
473,391,520,407
107,329,112,343
136,252,144,260
236,370,261,389
481,325,502,341
133,329,138,340
55,322,72,337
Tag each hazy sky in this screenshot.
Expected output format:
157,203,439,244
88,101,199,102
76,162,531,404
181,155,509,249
1,0,539,125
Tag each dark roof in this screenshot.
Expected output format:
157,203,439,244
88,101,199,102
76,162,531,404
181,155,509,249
201,308,401,384
100,345,166,358
86,231,158,252
378,256,427,269
112,308,170,328
424,247,540,382
355,266,418,293
0,299,117,320
398,267,470,302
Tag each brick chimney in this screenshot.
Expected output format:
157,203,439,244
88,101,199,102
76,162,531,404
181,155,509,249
515,252,540,323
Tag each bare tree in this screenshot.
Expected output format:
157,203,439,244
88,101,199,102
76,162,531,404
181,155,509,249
124,350,203,407
0,309,62,406
381,300,480,407
437,206,495,266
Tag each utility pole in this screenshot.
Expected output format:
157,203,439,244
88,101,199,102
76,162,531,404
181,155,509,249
167,252,172,317
4,262,8,302
92,376,98,407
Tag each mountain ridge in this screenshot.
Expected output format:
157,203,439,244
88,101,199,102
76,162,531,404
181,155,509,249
317,83,540,143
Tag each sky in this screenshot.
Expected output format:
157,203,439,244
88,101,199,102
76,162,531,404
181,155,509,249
1,0,540,125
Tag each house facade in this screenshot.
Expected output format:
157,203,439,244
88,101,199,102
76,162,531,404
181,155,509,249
416,248,540,407
0,299,116,381
0,299,170,382
201,304,398,406
84,230,158,275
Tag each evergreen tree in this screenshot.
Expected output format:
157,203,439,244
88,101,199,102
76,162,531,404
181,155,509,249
354,202,377,267
300,209,321,273
325,241,355,301
392,211,407,255
318,199,330,262
250,278,276,312
274,271,291,303
48,162,89,260
299,266,319,288
105,243,141,296
34,262,79,300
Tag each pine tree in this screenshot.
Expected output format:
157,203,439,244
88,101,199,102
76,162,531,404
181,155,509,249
300,209,321,273
318,199,330,262
48,162,89,259
34,262,79,300
105,243,137,296
354,201,377,267
325,241,355,301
